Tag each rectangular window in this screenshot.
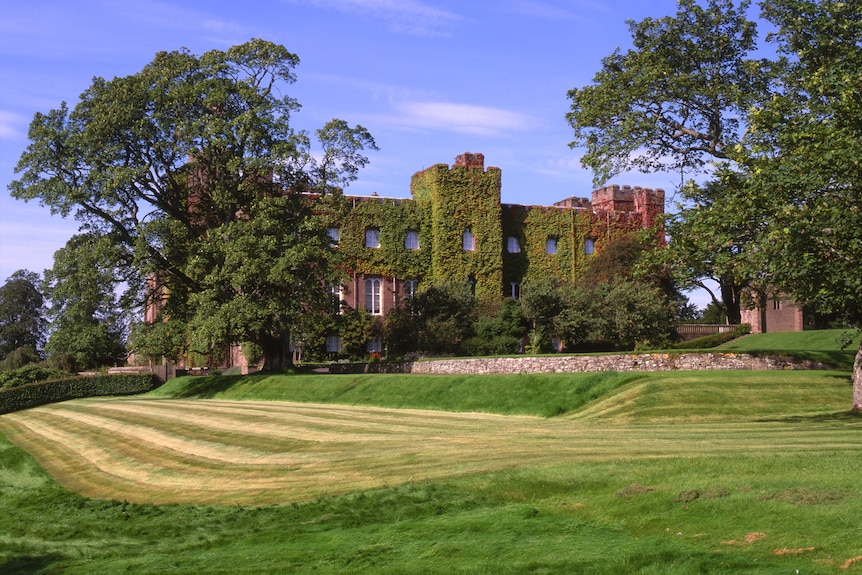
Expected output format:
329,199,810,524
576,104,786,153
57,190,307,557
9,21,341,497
509,282,520,299
329,283,343,314
325,335,342,353
405,230,420,250
365,228,380,248
366,337,382,353
546,237,557,255
365,277,382,315
507,236,521,253
463,228,475,251
327,227,340,245
584,238,595,255
403,279,418,299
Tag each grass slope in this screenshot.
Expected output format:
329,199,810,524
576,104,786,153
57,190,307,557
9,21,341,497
148,370,643,417
2,351,862,573
719,328,861,368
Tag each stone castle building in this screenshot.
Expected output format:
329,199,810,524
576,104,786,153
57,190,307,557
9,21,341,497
144,152,665,368
311,152,664,356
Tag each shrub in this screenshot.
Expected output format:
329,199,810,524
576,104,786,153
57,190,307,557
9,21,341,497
672,324,751,350
0,364,74,390
0,373,159,414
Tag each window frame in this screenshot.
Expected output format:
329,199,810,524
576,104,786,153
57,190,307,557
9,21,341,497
365,228,381,249
365,277,383,315
463,228,475,251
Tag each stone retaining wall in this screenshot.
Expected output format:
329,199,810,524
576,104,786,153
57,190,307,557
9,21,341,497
328,352,829,375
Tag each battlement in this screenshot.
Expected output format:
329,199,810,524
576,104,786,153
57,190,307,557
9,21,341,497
454,152,485,170
552,196,592,210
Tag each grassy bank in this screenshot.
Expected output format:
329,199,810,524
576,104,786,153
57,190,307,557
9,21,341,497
2,362,862,573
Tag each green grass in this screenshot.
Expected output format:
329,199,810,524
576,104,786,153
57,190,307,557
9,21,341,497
3,351,862,573
148,370,643,417
718,328,861,368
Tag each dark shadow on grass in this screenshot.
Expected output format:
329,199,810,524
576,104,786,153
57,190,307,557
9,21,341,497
756,410,862,425
165,374,247,398
0,553,65,574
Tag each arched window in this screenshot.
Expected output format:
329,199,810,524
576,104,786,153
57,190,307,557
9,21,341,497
463,228,475,251
365,277,382,314
507,236,521,253
403,279,418,299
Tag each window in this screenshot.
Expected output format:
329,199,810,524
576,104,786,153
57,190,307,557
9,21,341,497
365,277,382,315
367,337,382,353
584,238,595,255
405,230,420,250
509,282,520,299
773,297,782,310
329,283,343,314
327,227,340,245
325,334,342,353
546,237,558,255
365,228,380,248
403,279,418,299
507,236,521,253
463,228,475,251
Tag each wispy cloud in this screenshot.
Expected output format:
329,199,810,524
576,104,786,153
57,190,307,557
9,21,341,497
287,0,462,36
0,111,27,140
386,101,534,136
503,0,609,21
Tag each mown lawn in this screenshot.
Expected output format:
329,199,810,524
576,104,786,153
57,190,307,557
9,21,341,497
2,364,862,574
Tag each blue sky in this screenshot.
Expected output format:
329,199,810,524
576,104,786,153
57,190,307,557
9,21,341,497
1,0,707,302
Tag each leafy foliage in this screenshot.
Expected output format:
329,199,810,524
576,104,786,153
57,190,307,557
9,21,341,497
0,270,46,360
567,0,768,186
10,40,376,371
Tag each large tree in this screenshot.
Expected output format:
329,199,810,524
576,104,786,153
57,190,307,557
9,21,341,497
0,270,47,360
567,0,771,324
567,0,768,187
662,167,758,324
43,233,134,370
10,39,375,370
736,0,862,407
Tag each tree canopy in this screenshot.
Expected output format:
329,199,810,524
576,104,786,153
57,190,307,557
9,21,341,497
0,270,46,361
567,0,769,187
569,0,862,406
10,39,376,370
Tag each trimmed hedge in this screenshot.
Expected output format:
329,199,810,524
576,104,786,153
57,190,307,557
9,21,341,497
0,374,160,415
671,324,752,350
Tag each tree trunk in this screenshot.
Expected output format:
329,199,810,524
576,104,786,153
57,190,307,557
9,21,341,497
852,341,862,411
720,280,742,325
259,331,293,372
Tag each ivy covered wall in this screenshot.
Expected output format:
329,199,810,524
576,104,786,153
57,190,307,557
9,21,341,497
411,155,504,306
312,154,664,311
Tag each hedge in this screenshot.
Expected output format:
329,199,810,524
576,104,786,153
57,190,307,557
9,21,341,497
0,374,160,415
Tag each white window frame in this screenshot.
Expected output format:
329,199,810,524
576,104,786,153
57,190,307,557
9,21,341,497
403,279,418,300
507,236,521,253
365,228,380,248
365,277,382,315
329,283,343,314
509,282,520,299
405,230,420,250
